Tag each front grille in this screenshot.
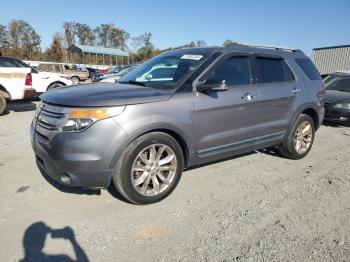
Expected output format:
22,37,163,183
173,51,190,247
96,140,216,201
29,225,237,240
36,103,71,132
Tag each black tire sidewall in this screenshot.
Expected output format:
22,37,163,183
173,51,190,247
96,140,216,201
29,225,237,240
48,83,63,90
0,95,6,115
71,77,79,84
113,132,184,205
286,114,315,159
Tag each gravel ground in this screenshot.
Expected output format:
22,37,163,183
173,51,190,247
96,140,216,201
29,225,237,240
0,101,349,262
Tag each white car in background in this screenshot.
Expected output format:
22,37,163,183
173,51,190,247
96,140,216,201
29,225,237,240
0,56,72,115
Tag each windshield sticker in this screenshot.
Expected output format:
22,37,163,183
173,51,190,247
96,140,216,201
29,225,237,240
180,54,203,60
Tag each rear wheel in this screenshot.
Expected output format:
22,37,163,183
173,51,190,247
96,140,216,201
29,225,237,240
112,132,184,205
279,114,315,159
47,82,64,90
0,94,6,115
71,76,80,85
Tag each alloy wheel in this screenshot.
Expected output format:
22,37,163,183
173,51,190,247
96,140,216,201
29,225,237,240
293,120,313,154
131,144,177,196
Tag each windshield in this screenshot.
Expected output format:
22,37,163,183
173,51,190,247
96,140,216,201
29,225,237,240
108,66,123,74
326,76,350,92
116,66,134,76
119,52,210,90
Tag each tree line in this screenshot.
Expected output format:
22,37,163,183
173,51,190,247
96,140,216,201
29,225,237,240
0,19,234,65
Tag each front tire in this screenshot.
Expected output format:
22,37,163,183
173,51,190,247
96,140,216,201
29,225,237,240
279,114,315,160
112,132,184,205
0,94,6,116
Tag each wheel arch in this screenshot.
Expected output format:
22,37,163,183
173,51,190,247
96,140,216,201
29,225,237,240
47,81,67,90
0,84,11,99
110,123,195,171
301,108,319,129
290,103,321,131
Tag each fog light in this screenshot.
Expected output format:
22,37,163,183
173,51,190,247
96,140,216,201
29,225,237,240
60,174,71,185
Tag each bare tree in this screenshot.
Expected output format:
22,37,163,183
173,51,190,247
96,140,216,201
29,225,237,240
63,21,76,47
196,40,206,48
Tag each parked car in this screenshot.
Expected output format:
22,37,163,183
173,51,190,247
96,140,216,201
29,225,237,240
84,67,101,79
31,44,325,204
0,57,71,115
323,72,350,124
99,66,136,83
37,63,89,84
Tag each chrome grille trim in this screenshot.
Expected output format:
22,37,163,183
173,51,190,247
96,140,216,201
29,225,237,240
35,102,72,132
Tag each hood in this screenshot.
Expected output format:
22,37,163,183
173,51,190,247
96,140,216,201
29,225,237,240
41,83,172,107
325,90,350,104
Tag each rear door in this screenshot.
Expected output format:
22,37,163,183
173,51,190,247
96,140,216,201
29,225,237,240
0,57,31,100
193,53,260,163
252,55,301,145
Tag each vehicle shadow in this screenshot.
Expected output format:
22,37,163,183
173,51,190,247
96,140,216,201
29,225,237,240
4,100,37,114
37,162,131,203
184,151,257,172
257,146,285,159
20,221,89,262
322,120,350,128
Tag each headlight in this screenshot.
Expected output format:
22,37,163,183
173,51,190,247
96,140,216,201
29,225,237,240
334,103,350,109
62,106,125,132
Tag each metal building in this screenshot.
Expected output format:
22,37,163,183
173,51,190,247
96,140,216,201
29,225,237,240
312,45,350,76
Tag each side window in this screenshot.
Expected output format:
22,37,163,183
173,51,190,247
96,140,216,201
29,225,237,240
205,56,252,86
256,57,294,83
64,65,70,70
55,65,61,72
0,58,29,68
295,58,321,80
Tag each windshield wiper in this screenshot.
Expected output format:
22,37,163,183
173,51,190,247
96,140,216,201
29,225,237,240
119,80,145,87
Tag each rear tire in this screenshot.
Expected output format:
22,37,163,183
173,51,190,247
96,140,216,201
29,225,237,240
112,132,184,205
71,76,79,85
0,94,6,116
279,114,315,160
47,82,64,90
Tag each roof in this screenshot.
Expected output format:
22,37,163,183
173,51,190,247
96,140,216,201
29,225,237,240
313,44,350,51
67,44,128,57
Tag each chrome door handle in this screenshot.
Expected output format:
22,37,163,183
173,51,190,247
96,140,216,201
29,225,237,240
241,93,254,101
292,88,302,94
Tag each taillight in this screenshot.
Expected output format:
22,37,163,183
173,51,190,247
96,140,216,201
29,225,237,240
25,73,32,86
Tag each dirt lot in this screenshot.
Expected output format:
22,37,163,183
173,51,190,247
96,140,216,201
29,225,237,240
0,101,349,262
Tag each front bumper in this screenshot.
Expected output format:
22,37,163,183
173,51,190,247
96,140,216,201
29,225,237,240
31,117,128,188
324,104,350,123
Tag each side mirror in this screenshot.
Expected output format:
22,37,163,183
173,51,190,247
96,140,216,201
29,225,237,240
196,79,228,92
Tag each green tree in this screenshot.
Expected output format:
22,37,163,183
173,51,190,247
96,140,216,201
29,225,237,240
94,23,113,47
109,27,129,50
7,20,41,59
75,23,95,45
223,39,234,47
0,24,10,50
47,33,65,62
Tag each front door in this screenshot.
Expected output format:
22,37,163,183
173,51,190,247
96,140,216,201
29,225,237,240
193,54,260,163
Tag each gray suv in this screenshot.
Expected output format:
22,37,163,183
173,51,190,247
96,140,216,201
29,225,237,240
31,44,325,204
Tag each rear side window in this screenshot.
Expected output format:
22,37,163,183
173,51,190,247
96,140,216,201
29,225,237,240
205,56,252,86
0,57,29,68
256,57,295,83
295,58,321,80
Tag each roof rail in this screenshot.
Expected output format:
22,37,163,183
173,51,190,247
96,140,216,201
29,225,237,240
229,42,301,52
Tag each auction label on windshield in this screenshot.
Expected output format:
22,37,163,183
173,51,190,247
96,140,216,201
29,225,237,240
181,54,203,60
